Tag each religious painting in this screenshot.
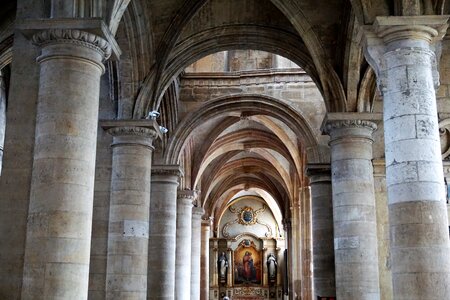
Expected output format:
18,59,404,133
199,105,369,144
234,240,262,285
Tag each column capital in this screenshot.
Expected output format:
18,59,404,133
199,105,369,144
32,29,112,60
322,113,380,143
361,16,449,82
177,189,198,206
101,119,161,150
305,163,331,184
151,164,183,177
18,18,121,59
192,207,205,218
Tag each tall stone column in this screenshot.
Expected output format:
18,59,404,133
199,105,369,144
0,70,5,176
175,190,196,299
148,166,180,300
191,207,205,300
306,164,335,299
200,218,211,300
324,115,380,299
21,29,111,299
364,16,450,299
300,187,313,300
290,203,302,299
102,121,159,299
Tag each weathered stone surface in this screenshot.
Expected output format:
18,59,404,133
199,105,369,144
325,117,380,299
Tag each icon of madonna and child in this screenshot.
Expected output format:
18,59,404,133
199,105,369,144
234,247,262,285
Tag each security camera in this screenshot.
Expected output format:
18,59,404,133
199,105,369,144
159,126,168,134
147,111,160,120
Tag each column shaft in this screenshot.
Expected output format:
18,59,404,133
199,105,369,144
200,219,211,300
105,124,157,299
300,187,313,300
326,119,380,299
307,165,335,298
175,190,195,299
191,208,204,300
21,29,110,299
0,71,5,175
148,167,180,299
364,17,450,299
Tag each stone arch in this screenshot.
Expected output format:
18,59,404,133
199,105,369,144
134,25,322,117
164,94,320,166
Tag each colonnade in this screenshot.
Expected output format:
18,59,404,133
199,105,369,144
9,14,450,300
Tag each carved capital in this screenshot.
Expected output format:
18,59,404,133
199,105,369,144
102,121,160,150
177,189,198,205
324,119,377,134
107,126,158,139
32,29,112,60
151,165,183,177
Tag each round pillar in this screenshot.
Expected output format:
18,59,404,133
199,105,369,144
325,119,380,299
175,190,195,299
191,207,205,300
0,71,5,175
363,17,450,299
307,164,335,299
200,218,211,300
105,124,158,299
147,167,180,299
21,29,110,299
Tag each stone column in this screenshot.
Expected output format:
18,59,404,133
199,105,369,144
191,207,205,300
21,29,110,299
147,166,180,300
306,164,335,299
282,218,294,300
300,187,313,300
290,203,302,300
226,248,233,287
324,115,380,299
102,121,159,299
363,16,450,299
200,218,211,300
0,70,5,176
175,190,196,299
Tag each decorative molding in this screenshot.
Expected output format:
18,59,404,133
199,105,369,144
324,119,377,134
222,204,271,238
222,219,238,238
151,164,183,177
107,126,158,138
177,189,198,201
32,29,111,59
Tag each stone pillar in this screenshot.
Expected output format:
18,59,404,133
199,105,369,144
300,187,313,300
289,204,302,300
102,121,159,299
0,70,5,176
200,218,211,300
306,164,336,299
175,190,196,300
324,115,380,299
363,16,450,299
226,248,233,287
191,207,205,300
21,29,110,299
283,218,294,300
148,165,180,300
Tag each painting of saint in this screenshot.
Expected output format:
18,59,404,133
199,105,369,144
234,243,262,285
